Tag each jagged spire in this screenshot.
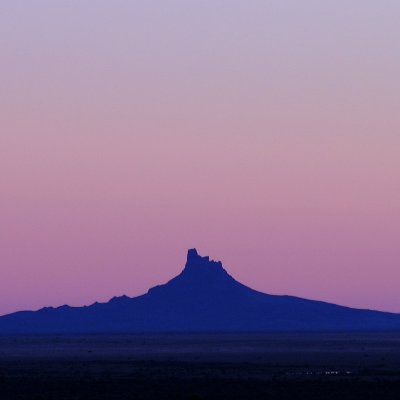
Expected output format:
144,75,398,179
183,248,225,274
186,248,210,266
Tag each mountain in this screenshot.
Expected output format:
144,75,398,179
1,249,400,333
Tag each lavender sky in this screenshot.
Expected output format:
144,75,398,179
1,1,400,315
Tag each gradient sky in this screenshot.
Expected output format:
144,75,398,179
1,1,400,315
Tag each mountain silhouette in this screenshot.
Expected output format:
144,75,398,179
1,249,400,333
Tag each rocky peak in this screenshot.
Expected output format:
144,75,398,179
183,248,225,274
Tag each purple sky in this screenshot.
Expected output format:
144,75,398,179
1,1,400,315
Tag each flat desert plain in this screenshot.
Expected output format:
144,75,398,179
1,333,400,399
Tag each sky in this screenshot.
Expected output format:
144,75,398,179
1,1,400,315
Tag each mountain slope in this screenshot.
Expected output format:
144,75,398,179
1,249,400,333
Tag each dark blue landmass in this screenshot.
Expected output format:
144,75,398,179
1,249,400,333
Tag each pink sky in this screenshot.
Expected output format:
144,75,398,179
1,1,400,315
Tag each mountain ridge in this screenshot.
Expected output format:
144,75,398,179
1,249,400,333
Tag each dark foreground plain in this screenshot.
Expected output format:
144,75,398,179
1,333,400,400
